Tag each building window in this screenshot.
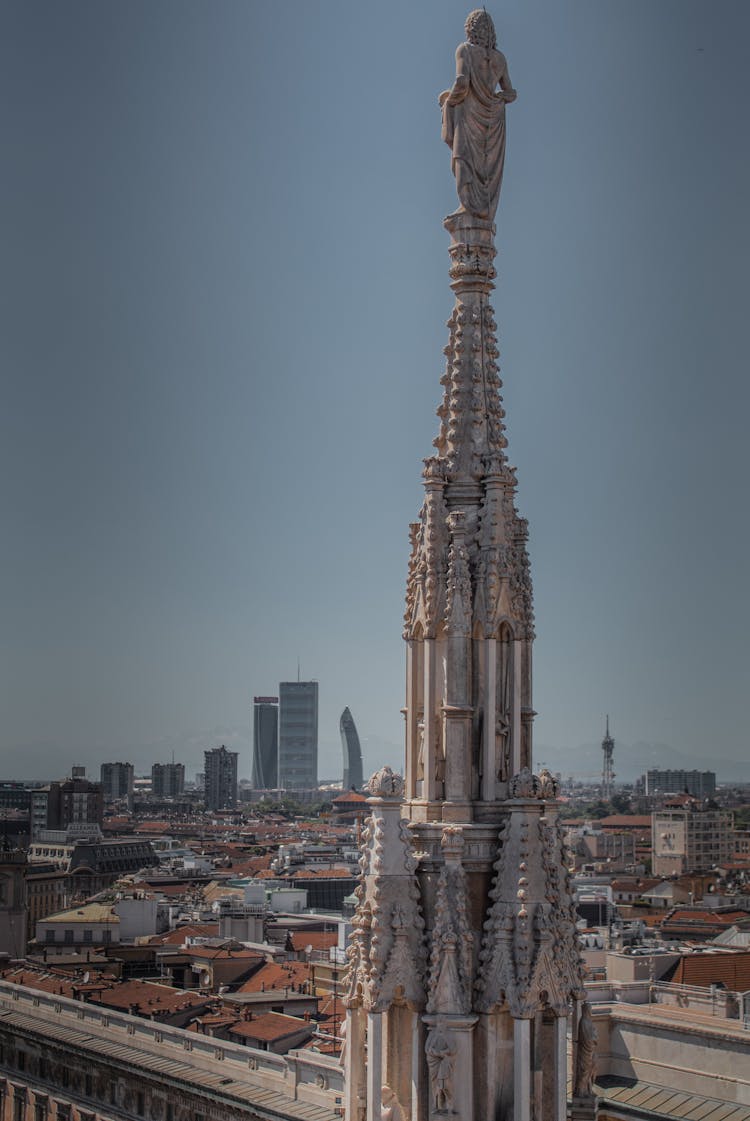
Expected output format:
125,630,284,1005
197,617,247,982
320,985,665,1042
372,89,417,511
166,1105,174,1121
63,930,74,944
34,1100,47,1121
82,931,93,943
56,1105,69,1121
102,930,112,944
44,931,55,944
14,1092,26,1121
84,1075,92,1098
137,1092,145,1115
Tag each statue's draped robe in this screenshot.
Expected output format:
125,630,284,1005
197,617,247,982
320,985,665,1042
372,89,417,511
441,44,507,220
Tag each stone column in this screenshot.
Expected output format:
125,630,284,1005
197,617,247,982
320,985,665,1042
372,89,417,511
367,1012,383,1121
411,1013,423,1121
344,1008,365,1121
513,1018,531,1121
423,639,437,803
554,1015,567,1121
482,637,497,801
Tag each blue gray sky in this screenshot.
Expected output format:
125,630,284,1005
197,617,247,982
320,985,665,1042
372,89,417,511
2,1,749,783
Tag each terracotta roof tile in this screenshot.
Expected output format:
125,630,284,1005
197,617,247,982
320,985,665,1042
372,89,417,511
228,1012,313,1043
148,923,220,945
236,961,311,994
671,950,750,991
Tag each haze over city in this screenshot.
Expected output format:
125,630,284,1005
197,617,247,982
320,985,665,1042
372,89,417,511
2,0,749,782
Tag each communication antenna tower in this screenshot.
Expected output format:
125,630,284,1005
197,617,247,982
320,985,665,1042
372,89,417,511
601,715,615,800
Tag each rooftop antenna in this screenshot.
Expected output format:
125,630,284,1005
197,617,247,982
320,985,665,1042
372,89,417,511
297,659,300,683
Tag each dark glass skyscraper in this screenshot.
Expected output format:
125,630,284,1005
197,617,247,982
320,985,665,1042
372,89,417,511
340,706,363,790
278,681,318,789
252,696,279,789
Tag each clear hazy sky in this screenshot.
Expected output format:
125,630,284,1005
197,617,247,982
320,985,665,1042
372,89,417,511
2,1,749,783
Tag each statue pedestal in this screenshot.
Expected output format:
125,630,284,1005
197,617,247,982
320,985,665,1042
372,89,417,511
569,1096,598,1121
444,211,495,248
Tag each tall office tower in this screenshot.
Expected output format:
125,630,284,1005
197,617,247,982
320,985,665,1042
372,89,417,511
340,707,363,790
252,696,279,789
100,762,134,806
344,14,587,1121
151,762,185,798
203,745,238,811
278,681,319,790
601,715,615,801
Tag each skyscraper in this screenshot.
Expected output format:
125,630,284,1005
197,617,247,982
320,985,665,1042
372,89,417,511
340,707,363,790
151,762,185,798
252,695,279,789
203,745,238,810
278,680,318,790
100,762,134,806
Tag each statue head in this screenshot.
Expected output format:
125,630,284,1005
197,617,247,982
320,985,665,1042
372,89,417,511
465,9,497,49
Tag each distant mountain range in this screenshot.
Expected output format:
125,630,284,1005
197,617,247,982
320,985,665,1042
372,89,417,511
535,740,750,784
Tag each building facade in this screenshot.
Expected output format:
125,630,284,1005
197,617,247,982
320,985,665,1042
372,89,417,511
0,980,342,1121
339,708,363,791
151,763,185,798
643,769,716,799
652,804,734,876
252,696,279,790
100,763,134,807
31,779,104,840
278,682,318,790
204,746,238,811
0,850,27,958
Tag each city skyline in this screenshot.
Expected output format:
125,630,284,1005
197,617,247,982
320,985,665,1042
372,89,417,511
2,1,749,783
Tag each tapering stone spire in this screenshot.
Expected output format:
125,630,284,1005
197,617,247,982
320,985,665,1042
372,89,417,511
345,14,590,1121
403,158,533,824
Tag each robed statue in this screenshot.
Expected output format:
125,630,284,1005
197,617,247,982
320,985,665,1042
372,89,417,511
440,10,517,221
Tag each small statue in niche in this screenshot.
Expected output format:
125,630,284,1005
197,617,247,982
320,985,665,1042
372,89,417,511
434,736,446,799
496,626,512,780
495,710,510,781
416,718,425,782
426,1028,456,1113
439,9,517,221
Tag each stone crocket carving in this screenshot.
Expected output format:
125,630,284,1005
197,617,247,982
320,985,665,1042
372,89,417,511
439,9,517,221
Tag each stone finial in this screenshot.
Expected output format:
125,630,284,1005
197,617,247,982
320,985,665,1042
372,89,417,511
422,456,446,483
537,766,559,800
509,767,541,800
367,766,405,800
440,825,465,857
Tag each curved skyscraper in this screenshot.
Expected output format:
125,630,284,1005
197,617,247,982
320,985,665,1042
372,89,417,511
252,695,279,789
339,707,363,790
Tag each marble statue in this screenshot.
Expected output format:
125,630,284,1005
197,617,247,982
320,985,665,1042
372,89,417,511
381,1085,405,1121
425,1028,456,1113
439,9,517,220
574,1001,598,1098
